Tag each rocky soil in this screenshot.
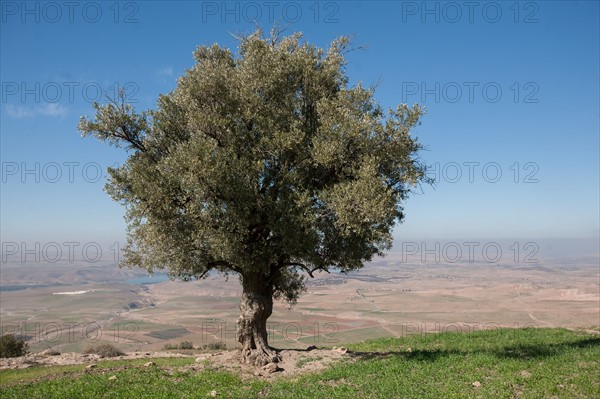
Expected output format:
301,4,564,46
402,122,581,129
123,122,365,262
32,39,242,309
0,346,354,378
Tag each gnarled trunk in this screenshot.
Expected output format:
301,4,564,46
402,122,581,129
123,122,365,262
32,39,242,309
237,273,279,366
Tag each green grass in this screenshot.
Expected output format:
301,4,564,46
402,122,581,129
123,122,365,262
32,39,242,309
1,328,598,398
0,357,195,386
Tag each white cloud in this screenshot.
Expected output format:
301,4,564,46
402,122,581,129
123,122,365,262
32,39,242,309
38,103,68,117
5,103,68,118
5,104,35,118
157,67,174,77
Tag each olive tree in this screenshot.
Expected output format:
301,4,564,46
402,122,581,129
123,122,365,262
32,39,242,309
79,29,428,366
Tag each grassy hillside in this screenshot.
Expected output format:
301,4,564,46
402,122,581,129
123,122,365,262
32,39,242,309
1,328,598,398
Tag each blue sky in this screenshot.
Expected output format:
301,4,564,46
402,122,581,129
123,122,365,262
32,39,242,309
1,1,599,257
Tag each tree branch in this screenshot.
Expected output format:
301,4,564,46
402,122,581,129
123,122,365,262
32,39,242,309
207,260,235,269
283,262,328,278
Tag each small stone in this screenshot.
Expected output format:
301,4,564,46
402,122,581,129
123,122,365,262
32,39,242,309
108,375,117,381
209,390,218,397
557,384,564,389
262,362,280,373
85,364,96,371
334,347,349,354
144,361,156,367
406,347,412,353
472,381,481,388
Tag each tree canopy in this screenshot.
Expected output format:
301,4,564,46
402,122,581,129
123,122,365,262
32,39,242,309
79,28,428,365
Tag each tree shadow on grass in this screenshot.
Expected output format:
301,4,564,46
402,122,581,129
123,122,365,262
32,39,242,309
347,336,600,363
494,336,600,359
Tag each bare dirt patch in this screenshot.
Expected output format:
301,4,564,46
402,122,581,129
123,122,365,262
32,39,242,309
192,346,350,378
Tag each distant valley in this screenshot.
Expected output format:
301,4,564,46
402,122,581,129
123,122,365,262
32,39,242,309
1,255,598,353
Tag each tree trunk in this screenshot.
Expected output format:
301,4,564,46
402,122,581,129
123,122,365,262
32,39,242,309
237,272,279,366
